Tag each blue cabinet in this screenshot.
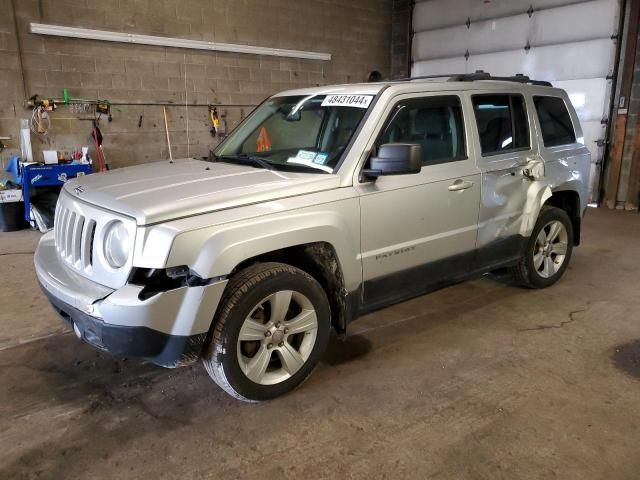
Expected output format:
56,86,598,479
22,164,92,222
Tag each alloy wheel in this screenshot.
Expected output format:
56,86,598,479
533,220,569,278
237,290,318,385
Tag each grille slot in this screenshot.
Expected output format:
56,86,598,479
83,220,96,268
64,211,76,258
72,216,85,265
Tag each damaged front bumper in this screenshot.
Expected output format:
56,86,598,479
34,232,228,367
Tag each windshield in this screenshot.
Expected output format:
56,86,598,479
214,94,374,173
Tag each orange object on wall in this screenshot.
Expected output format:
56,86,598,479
256,127,271,152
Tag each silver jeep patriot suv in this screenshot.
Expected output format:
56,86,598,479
35,73,590,401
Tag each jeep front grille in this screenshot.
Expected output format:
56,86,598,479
52,189,135,289
54,201,96,269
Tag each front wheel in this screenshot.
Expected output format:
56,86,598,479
509,205,574,288
202,262,331,402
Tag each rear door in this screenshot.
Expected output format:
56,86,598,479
467,91,536,267
355,93,481,309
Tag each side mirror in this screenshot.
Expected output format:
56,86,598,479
362,143,422,179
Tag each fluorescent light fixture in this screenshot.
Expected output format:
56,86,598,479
30,23,331,61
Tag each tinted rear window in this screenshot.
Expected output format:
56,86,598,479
533,96,576,147
472,94,530,156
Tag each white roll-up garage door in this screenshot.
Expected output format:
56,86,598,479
412,0,621,200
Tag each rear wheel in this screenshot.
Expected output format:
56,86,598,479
202,262,331,402
509,205,574,288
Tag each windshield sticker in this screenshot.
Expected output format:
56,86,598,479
294,150,316,162
321,94,373,109
313,152,329,165
288,150,333,173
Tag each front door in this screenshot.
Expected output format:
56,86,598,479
355,94,481,309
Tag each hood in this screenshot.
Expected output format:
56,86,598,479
64,158,340,225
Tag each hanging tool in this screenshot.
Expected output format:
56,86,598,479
209,106,220,137
27,95,55,135
0,136,10,153
30,105,51,135
91,120,107,172
96,101,110,115
163,106,173,162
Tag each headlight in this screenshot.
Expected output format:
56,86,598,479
103,221,130,268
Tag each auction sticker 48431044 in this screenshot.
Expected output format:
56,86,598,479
321,94,373,109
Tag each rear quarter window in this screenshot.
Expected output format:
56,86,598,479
533,96,576,147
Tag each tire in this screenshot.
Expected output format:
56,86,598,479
509,205,574,289
202,262,331,402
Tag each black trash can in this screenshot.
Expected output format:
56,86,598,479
0,199,25,232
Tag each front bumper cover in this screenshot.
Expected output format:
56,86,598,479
35,231,228,367
41,283,206,367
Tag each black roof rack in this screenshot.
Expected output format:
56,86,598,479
392,70,552,87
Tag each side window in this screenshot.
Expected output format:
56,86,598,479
472,94,530,156
378,95,466,166
533,96,576,147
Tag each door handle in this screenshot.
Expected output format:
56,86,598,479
448,179,473,191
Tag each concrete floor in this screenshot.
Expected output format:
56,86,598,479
1,207,639,479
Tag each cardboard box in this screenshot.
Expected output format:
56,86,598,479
0,194,25,231
0,189,24,203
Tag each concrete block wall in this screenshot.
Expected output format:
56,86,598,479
390,0,410,79
0,0,392,169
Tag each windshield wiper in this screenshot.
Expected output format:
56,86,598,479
216,154,274,170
